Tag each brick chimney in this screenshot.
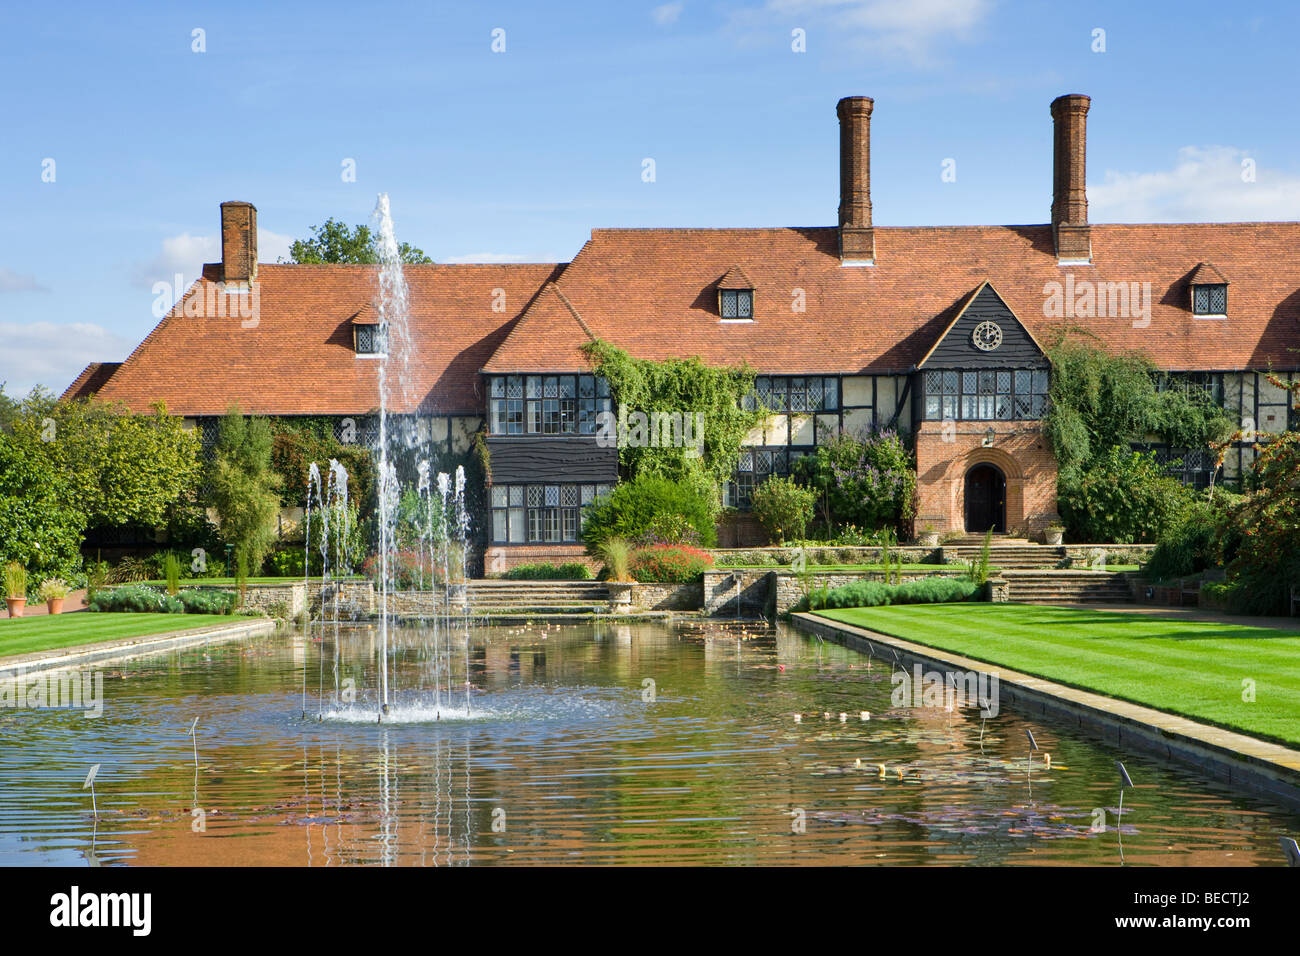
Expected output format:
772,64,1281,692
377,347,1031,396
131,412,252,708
837,96,875,264
220,201,258,282
1050,94,1091,262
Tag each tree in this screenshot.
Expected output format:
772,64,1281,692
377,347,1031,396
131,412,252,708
209,408,282,581
288,218,432,265
0,430,86,582
1221,432,1300,614
11,390,200,530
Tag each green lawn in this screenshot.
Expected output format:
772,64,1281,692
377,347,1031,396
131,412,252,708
0,613,226,660
814,603,1300,747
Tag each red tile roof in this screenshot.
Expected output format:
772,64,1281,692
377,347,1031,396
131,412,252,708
484,223,1300,374
1187,261,1229,285
62,362,122,401
87,263,563,416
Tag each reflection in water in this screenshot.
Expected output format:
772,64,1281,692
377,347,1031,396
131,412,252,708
0,620,1295,866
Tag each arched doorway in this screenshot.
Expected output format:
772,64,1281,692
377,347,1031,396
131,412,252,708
964,463,1006,533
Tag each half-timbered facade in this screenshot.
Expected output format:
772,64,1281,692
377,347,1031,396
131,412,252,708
65,94,1300,567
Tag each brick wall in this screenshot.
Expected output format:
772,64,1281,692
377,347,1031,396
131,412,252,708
913,420,1059,538
482,544,596,573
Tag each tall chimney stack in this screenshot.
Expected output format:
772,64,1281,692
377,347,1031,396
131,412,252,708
837,96,875,264
1050,94,1091,262
220,201,258,282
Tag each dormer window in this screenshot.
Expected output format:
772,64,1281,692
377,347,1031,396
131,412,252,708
1192,284,1227,316
1188,262,1228,317
355,324,386,355
720,289,753,319
351,304,385,356
716,266,755,322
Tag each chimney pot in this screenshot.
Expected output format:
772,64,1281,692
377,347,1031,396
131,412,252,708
220,201,258,282
1050,94,1090,262
837,96,875,263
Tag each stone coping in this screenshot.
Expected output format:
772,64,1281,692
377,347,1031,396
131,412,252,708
0,618,278,675
791,611,1300,811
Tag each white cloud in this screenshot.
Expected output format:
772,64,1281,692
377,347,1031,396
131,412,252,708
732,0,993,62
1089,146,1300,222
0,321,134,398
442,252,532,264
131,228,296,290
0,267,50,293
652,2,684,26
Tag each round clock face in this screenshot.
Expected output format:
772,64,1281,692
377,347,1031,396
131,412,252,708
972,321,1003,351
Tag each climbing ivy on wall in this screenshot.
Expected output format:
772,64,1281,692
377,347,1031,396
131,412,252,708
581,340,765,510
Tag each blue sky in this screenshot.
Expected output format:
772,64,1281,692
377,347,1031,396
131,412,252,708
3,0,1299,396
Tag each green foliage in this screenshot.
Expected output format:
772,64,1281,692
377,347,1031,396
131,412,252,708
598,538,633,582
209,408,282,586
9,390,200,530
37,578,69,601
288,218,432,265
4,561,27,600
1144,489,1241,580
792,429,916,535
1057,446,1192,543
163,552,181,595
796,576,979,611
966,529,994,586
1044,338,1234,486
628,544,715,583
1220,432,1300,614
305,497,363,576
0,429,86,584
502,562,594,580
177,589,237,614
270,418,376,514
582,474,717,549
88,585,184,614
750,476,817,544
581,340,763,510
634,512,703,547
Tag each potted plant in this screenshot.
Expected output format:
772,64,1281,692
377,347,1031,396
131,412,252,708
39,578,70,615
4,562,27,618
1044,523,1065,546
916,523,941,548
599,538,636,610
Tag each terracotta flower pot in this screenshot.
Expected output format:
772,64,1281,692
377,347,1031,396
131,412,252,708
5,597,25,618
46,598,64,616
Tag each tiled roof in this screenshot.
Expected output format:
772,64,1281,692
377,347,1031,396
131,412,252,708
483,223,1300,374
89,263,563,416
716,265,754,289
481,282,597,374
61,362,122,401
1187,261,1229,285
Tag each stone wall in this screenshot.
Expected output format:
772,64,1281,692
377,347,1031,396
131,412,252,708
102,582,307,617
631,582,703,611
771,570,973,615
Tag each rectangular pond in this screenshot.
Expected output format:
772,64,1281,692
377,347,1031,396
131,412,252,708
0,620,1294,865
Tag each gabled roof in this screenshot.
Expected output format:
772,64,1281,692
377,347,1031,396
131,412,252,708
483,223,1300,374
1187,261,1229,285
350,303,379,325
481,282,597,374
88,263,563,416
916,281,1046,368
61,362,122,401
716,265,754,289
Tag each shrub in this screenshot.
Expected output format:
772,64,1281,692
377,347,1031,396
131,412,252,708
1057,447,1192,543
633,513,703,548
1219,432,1300,614
796,575,978,611
628,543,714,583
177,589,237,614
582,475,717,549
209,408,282,587
792,428,916,535
750,476,817,544
502,562,594,580
599,538,633,582
164,552,181,595
0,429,87,584
89,585,183,614
360,549,447,590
